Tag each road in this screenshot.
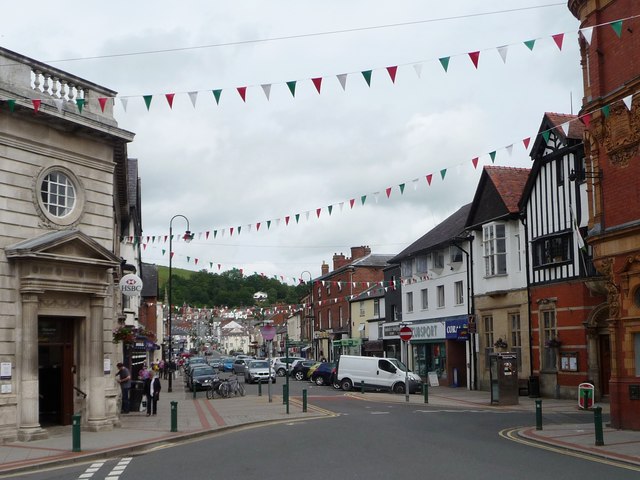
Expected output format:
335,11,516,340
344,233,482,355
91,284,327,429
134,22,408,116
19,377,640,480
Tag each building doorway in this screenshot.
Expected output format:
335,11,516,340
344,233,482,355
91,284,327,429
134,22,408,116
38,318,74,426
599,334,611,396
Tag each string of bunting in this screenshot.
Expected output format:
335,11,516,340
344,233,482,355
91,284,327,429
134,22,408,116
6,15,633,114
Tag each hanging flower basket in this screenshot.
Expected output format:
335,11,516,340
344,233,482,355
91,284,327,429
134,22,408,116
112,325,157,344
545,337,562,349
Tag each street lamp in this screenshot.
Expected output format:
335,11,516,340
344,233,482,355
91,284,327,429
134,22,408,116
260,321,276,403
167,214,194,392
301,270,313,359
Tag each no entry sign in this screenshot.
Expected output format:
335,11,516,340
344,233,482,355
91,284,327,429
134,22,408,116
399,326,413,342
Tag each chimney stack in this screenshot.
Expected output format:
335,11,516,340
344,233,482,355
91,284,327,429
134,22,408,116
351,245,371,260
321,261,329,275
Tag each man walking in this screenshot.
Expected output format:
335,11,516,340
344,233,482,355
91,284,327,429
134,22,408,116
116,362,132,414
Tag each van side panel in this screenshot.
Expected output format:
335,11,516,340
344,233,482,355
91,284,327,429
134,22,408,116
337,355,402,391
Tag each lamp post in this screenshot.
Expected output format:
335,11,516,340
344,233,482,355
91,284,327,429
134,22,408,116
167,214,194,392
261,321,276,403
301,271,313,359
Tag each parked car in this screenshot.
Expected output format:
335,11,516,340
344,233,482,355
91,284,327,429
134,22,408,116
232,358,251,375
309,362,337,386
272,357,305,377
184,356,207,377
187,364,218,391
290,360,319,381
207,358,222,369
244,360,276,384
220,357,235,372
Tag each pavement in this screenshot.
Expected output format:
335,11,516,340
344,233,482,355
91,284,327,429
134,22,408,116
0,377,639,476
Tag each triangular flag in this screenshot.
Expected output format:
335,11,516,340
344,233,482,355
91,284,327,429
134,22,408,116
7,99,15,112
581,113,591,128
295,213,300,223
237,226,241,235
580,27,594,45
165,93,175,109
120,98,128,111
337,74,348,90
361,70,372,87
286,81,297,97
472,157,479,168
261,84,271,100
161,249,166,256
610,20,623,38
552,33,564,50
256,222,261,231
523,137,531,149
214,89,223,104
426,174,433,185
195,259,199,265
489,151,496,163
602,105,610,118
399,183,405,194
285,216,290,225
186,256,190,263
73,98,84,113
349,198,355,209
312,77,322,94
98,97,108,112
560,122,570,137
497,45,508,63
386,66,398,83
32,99,41,113
361,195,367,205
386,187,392,198
623,94,633,110
440,169,447,180
339,202,344,211
439,57,450,72
205,231,210,240
143,95,153,111
374,191,380,203
542,131,551,143
413,64,423,78
327,205,333,216
468,51,480,69
316,208,321,218
524,39,536,51
506,144,513,156
53,98,64,112
267,220,271,229
412,178,419,190
213,230,218,238
188,91,198,107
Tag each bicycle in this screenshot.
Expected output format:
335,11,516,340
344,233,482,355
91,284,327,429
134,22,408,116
205,376,224,399
218,374,245,398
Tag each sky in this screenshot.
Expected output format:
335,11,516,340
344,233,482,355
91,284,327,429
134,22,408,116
3,1,585,284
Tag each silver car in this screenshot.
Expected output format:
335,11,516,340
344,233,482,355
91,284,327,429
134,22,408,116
244,360,276,384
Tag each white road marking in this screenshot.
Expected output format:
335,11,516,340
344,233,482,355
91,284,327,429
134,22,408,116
77,462,105,479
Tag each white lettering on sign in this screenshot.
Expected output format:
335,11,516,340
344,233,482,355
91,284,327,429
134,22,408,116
446,325,459,334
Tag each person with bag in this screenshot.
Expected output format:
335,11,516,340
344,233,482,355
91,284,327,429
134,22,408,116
144,370,161,416
116,362,132,414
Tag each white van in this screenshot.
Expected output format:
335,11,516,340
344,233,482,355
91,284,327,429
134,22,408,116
335,355,422,394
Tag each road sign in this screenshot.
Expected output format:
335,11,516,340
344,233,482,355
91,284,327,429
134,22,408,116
399,326,413,342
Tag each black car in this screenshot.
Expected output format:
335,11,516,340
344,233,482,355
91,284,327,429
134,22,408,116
290,360,319,381
188,365,219,391
309,362,338,387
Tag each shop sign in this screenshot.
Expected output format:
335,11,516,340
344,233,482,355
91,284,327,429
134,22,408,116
119,273,143,296
446,318,470,340
411,322,445,340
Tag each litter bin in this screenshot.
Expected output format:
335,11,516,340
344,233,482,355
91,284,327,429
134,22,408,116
129,381,145,412
528,376,540,398
578,382,594,409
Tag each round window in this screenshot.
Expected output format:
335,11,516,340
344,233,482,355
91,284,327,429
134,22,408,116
35,166,84,226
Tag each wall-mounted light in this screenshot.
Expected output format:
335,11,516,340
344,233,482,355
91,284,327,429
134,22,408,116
569,168,602,182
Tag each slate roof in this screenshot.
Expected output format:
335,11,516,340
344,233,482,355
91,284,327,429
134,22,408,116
350,284,386,302
389,203,472,263
141,263,158,297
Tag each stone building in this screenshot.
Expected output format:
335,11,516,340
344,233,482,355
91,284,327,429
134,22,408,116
0,47,135,440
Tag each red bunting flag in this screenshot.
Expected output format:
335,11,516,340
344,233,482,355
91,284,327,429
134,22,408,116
426,174,433,185
165,93,175,108
386,187,392,198
581,113,591,128
316,208,321,218
349,199,355,209
386,66,398,83
170,252,175,259
205,231,210,239
285,216,290,225
468,51,480,69
195,258,199,265
230,227,234,236
256,222,261,231
523,137,531,149
98,97,108,112
237,87,247,102
32,99,41,113
312,77,322,94
472,157,479,168
552,33,564,50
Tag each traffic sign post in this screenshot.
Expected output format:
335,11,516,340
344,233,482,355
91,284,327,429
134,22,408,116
399,326,413,402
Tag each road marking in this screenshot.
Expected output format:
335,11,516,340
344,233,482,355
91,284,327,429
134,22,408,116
414,409,516,414
370,411,390,415
500,428,640,472
104,457,133,479
77,462,105,479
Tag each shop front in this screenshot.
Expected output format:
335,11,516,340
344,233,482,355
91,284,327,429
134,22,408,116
409,321,447,382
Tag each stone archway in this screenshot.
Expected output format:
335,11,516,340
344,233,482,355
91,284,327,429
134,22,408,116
584,302,611,400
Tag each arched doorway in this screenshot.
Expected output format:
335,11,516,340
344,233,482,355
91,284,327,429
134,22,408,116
585,303,611,399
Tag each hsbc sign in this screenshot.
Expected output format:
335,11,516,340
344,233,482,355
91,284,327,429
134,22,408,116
119,273,143,297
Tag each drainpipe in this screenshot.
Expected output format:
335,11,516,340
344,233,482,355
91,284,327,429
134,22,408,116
453,235,476,390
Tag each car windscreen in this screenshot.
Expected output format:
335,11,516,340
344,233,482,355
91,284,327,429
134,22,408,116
192,366,216,376
388,358,408,372
250,361,269,369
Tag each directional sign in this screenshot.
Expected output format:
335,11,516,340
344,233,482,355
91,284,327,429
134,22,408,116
399,326,413,342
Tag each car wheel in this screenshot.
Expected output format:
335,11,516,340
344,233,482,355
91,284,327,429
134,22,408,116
277,368,286,377
295,371,304,381
314,376,325,386
340,379,353,391
393,383,406,394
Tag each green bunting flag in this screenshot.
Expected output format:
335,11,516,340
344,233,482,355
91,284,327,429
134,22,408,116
76,98,85,113
187,256,190,263
214,230,218,238
212,89,222,105
439,57,450,72
361,70,372,86
524,40,536,51
489,151,496,163
542,130,550,143
295,213,300,223
162,249,166,256
143,95,152,111
210,262,213,269
267,220,271,229
237,226,241,235
7,99,16,112
610,20,623,38
440,168,447,180
399,183,405,194
361,195,367,205
602,105,610,118
328,205,333,215
286,81,297,97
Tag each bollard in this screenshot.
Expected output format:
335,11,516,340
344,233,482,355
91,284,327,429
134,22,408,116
258,380,262,397
361,380,365,394
170,401,178,432
283,384,288,405
594,406,604,446
535,399,543,431
302,389,307,413
72,413,81,452
423,382,429,404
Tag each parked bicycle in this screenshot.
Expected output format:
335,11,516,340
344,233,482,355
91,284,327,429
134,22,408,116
218,374,245,398
205,376,225,399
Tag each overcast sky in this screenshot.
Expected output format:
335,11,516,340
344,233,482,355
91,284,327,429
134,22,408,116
5,1,583,284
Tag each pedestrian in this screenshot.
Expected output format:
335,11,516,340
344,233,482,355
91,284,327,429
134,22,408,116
159,359,166,379
115,362,131,414
138,363,150,380
144,370,161,416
